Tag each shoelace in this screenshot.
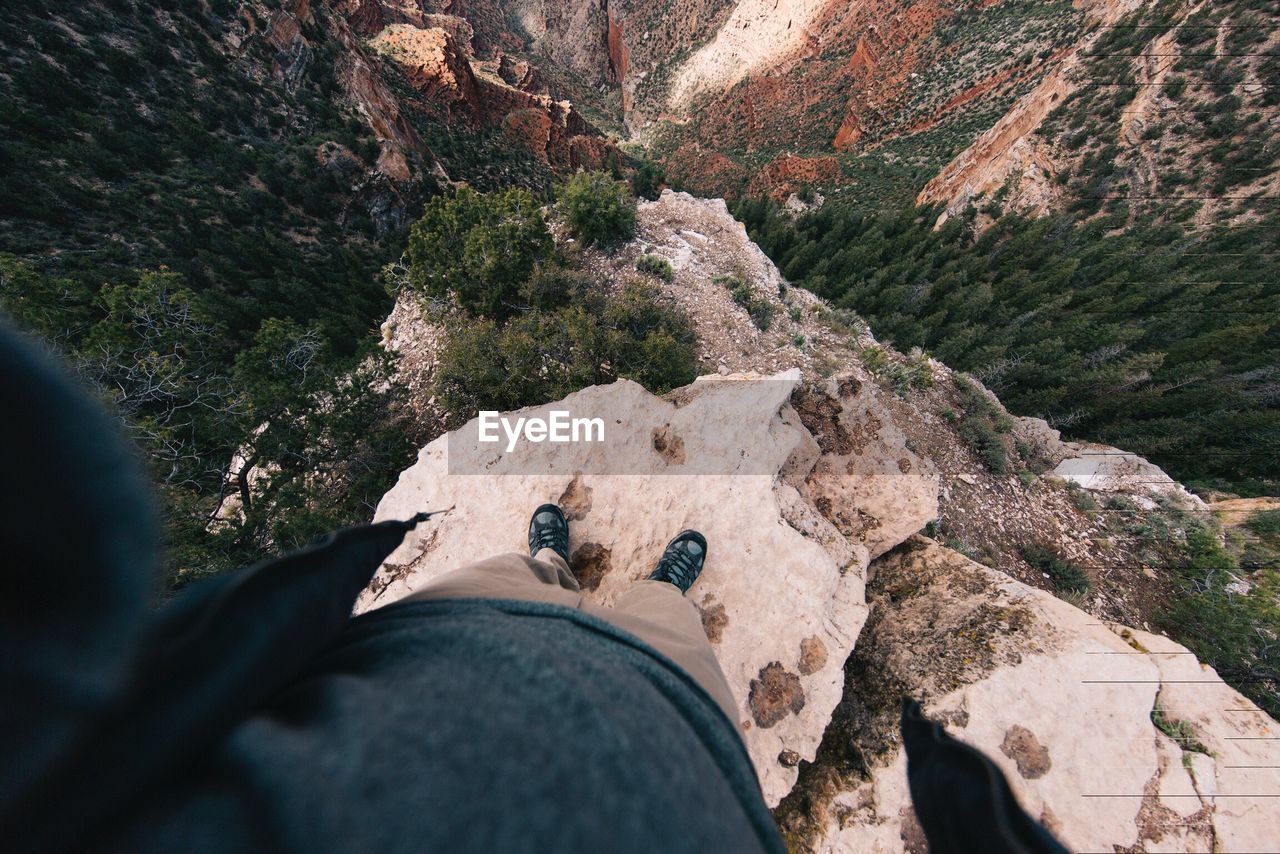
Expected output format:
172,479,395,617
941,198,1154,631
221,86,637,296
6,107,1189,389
658,545,700,590
530,518,566,554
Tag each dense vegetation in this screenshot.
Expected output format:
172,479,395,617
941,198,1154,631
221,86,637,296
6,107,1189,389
0,1,436,585
0,1,406,352
402,187,697,427
1157,511,1279,717
1,255,414,589
0,1,691,587
735,200,1279,494
559,171,638,248
407,188,554,321
1039,0,1280,214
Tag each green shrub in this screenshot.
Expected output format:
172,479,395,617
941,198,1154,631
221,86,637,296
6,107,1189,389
1246,509,1280,541
952,375,1010,473
560,170,636,248
945,537,980,561
717,274,774,330
518,262,589,312
863,345,934,399
406,187,553,321
1019,543,1091,593
1066,482,1099,514
432,282,696,425
1157,523,1280,717
1151,706,1209,755
1163,76,1186,99
603,281,699,392
635,254,674,281
962,419,1009,474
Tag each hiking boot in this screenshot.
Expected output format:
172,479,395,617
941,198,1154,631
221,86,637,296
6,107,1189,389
528,503,570,565
648,530,707,594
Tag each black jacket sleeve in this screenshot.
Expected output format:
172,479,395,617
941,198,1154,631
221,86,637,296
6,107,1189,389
0,321,433,852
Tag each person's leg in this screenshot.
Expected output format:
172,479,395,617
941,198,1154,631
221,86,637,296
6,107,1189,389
399,504,580,607
597,579,740,726
589,531,741,726
400,549,579,603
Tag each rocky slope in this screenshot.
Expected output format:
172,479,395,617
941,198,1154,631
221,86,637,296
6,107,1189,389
371,190,1278,849
784,537,1278,852
386,190,1223,629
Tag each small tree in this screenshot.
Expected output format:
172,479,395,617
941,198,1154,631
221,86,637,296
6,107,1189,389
560,170,636,249
405,187,553,321
630,158,666,200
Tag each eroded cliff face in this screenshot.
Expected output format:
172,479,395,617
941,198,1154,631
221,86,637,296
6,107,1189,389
441,0,1093,200
357,3,618,171
217,0,444,232
223,0,621,223
781,538,1278,852
631,0,1089,199
357,0,1276,215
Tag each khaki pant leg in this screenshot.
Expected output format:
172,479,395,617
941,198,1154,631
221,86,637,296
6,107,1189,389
588,580,741,727
399,550,582,608
399,556,742,729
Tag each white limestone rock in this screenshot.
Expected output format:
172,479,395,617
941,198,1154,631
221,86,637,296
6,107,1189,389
806,538,1276,853
361,369,938,804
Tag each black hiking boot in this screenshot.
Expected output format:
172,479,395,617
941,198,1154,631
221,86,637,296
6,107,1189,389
648,530,707,594
528,503,570,565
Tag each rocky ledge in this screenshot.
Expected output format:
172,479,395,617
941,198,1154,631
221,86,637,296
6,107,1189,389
360,368,1276,849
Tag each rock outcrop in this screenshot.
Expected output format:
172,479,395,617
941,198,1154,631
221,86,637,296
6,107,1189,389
371,25,482,114
363,370,938,804
915,46,1080,223
217,0,446,231
1053,443,1206,509
665,0,829,110
365,15,616,170
781,537,1278,852
364,346,1277,849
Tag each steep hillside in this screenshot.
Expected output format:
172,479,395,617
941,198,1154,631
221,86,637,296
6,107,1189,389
921,0,1280,224
469,0,1092,203
1,0,408,344
735,198,1280,494
410,0,1278,218
0,0,621,342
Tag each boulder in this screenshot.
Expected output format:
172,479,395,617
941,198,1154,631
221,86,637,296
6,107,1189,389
1053,441,1205,509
